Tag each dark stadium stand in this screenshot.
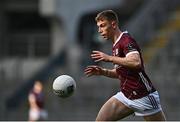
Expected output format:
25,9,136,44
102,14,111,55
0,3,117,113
1,0,180,121
6,50,66,109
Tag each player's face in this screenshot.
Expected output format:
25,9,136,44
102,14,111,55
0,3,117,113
97,19,114,40
34,82,43,93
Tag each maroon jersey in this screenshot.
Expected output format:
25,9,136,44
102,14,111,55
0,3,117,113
112,31,156,100
30,90,45,109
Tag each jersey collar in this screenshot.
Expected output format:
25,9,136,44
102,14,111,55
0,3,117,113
113,31,128,47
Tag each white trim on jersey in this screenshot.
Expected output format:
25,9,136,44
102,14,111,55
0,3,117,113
126,51,139,57
113,31,128,47
139,72,152,91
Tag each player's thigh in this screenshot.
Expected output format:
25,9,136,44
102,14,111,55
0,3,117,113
96,97,134,121
29,109,40,121
143,110,166,121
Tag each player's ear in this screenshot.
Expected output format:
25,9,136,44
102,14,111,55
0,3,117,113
111,21,117,29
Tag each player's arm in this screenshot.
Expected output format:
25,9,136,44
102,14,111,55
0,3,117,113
84,65,118,78
28,93,38,109
109,51,141,69
91,51,141,70
102,68,118,78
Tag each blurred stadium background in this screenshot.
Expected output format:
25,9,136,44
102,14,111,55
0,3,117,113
0,0,180,121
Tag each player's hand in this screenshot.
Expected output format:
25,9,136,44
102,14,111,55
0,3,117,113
91,51,111,62
84,65,103,77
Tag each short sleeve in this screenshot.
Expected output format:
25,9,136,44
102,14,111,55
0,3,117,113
122,37,138,56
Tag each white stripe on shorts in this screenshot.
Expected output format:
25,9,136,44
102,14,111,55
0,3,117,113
113,91,162,116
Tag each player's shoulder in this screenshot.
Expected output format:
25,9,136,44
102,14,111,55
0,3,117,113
122,33,135,42
114,31,136,48
120,33,136,47
123,34,140,49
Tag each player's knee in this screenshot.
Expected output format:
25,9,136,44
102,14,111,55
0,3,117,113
96,112,110,121
96,113,104,121
96,115,103,121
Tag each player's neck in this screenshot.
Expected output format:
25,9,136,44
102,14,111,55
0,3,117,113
112,29,122,44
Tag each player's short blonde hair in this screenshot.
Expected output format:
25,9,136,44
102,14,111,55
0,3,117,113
95,10,119,24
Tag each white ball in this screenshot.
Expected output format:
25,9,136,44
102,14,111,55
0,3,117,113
52,75,76,98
